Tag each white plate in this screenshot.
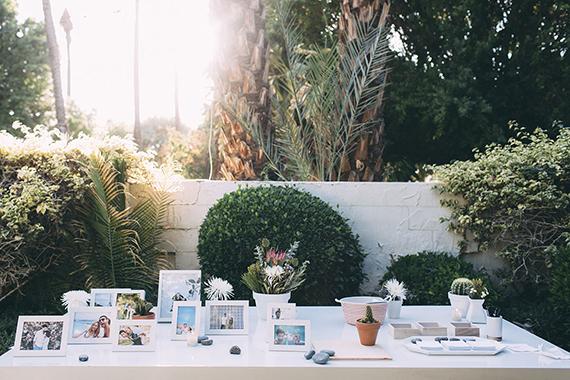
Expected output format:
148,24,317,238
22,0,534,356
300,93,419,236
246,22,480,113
403,336,505,356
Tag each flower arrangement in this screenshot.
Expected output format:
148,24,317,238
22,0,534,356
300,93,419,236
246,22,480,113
241,238,309,294
204,277,234,301
382,278,408,301
61,290,90,311
468,278,489,299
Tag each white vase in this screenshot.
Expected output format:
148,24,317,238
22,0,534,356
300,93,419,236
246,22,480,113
252,291,291,320
466,298,486,324
486,316,502,341
448,292,470,318
387,298,403,319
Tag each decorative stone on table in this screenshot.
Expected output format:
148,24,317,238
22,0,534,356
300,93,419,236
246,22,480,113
312,352,330,365
319,349,335,357
198,335,209,343
78,354,88,362
201,339,214,346
304,349,315,359
230,345,241,355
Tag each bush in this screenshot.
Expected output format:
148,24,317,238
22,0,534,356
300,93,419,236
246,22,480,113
548,245,570,311
197,185,365,305
381,251,496,305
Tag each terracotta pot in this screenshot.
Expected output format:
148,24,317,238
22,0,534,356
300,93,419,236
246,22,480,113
132,312,155,320
356,321,380,346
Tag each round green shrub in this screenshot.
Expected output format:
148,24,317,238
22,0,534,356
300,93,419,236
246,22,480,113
381,251,495,305
197,185,365,305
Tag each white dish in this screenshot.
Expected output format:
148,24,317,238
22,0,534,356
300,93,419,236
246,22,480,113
403,336,505,356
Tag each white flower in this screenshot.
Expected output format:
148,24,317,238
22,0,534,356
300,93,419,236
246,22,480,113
265,265,284,278
61,290,90,311
204,277,234,301
383,278,408,301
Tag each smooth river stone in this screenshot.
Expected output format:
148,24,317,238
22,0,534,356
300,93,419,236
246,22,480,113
312,352,330,365
304,349,315,359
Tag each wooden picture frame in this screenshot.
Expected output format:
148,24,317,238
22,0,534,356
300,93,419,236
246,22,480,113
67,307,114,344
171,301,201,340
205,300,249,335
111,320,157,352
268,319,311,351
157,270,201,322
13,315,69,356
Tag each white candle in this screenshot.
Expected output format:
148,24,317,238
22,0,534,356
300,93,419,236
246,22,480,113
452,308,462,321
186,332,198,347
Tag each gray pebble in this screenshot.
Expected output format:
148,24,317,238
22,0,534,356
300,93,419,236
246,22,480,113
304,349,315,359
198,335,209,343
78,354,88,362
230,345,241,355
312,352,330,365
320,349,335,357
201,339,213,346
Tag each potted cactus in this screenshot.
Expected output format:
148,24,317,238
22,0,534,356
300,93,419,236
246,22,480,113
355,304,380,346
132,299,155,319
448,278,473,318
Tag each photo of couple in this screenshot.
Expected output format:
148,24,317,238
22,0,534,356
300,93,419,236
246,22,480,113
118,324,152,346
71,314,111,339
19,321,64,351
273,325,306,346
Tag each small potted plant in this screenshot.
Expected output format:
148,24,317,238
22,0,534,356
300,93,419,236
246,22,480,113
132,299,155,319
382,278,408,319
466,278,488,323
356,304,380,346
242,238,309,320
448,277,473,318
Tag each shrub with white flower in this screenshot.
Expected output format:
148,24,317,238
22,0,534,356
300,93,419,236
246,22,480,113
204,277,234,301
382,278,408,301
241,238,309,294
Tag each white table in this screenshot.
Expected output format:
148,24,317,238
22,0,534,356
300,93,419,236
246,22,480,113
1,306,569,380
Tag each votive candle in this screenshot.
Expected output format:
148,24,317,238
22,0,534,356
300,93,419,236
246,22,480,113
187,331,198,347
452,308,462,321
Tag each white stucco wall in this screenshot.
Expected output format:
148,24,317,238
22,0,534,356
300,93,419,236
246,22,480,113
157,180,499,294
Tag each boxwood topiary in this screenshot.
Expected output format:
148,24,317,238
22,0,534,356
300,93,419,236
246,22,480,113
381,251,496,305
197,185,365,305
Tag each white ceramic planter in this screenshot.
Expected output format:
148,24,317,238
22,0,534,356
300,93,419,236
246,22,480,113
466,298,486,324
448,292,470,318
387,298,403,319
252,291,291,320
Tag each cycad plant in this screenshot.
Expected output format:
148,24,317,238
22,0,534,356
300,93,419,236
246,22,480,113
220,2,391,181
73,155,172,292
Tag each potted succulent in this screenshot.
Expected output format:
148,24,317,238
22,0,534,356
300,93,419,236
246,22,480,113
242,238,309,320
466,278,488,324
448,277,473,318
132,299,155,320
356,304,380,346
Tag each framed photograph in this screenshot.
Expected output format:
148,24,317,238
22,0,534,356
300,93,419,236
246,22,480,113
115,290,145,320
266,303,296,342
111,320,157,352
157,270,201,322
13,315,69,356
171,301,201,340
205,300,249,335
90,288,130,307
67,307,114,344
268,320,311,351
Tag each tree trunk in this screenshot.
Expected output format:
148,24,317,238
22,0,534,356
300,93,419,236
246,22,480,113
339,0,390,182
42,0,68,133
211,0,272,180
59,8,72,97
133,0,142,147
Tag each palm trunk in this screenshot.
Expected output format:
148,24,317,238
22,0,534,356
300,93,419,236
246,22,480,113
42,0,68,133
59,8,72,97
211,0,272,180
339,0,390,181
133,0,142,147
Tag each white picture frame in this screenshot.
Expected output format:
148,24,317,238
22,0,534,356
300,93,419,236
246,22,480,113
157,270,201,322
90,288,131,307
115,290,146,320
13,315,69,356
67,307,114,344
171,301,201,340
111,320,157,352
205,300,249,335
266,303,296,342
268,319,311,351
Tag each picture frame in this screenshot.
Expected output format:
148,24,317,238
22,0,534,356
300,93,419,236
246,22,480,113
67,307,114,344
266,303,296,342
205,300,249,335
90,288,131,307
13,315,69,356
268,320,311,351
157,270,202,322
111,320,157,352
171,301,201,340
115,290,146,320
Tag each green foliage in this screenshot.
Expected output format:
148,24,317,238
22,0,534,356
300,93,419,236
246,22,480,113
381,251,494,305
134,298,154,316
384,0,570,179
198,185,365,305
358,304,378,324
548,245,570,311
0,0,53,132
450,278,473,295
431,127,570,293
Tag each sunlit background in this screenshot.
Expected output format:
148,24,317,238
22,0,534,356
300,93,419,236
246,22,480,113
16,0,214,130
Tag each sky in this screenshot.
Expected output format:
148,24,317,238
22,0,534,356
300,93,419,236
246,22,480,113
16,0,215,130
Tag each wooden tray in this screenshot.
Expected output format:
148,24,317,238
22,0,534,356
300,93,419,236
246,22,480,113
417,321,447,336
389,322,419,339
312,340,392,360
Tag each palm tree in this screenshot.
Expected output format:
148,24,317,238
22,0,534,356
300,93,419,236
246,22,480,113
133,0,142,147
59,8,72,97
210,0,272,180
338,0,391,181
42,0,68,133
